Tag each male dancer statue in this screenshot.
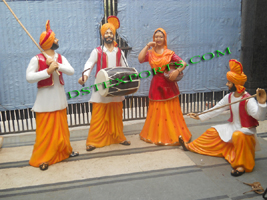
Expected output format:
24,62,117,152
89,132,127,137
180,59,267,177
26,20,78,170
78,16,130,151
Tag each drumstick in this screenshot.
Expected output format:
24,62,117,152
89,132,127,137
81,45,104,86
81,68,91,87
195,94,257,116
3,0,60,76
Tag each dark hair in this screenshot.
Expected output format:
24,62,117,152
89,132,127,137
229,83,237,92
155,30,164,36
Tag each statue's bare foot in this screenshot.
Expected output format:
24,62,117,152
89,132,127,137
231,167,245,177
120,140,131,145
69,151,79,157
86,145,96,151
39,163,49,171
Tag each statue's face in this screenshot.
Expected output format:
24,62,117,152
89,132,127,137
103,29,114,44
226,81,236,92
154,31,164,46
51,37,59,50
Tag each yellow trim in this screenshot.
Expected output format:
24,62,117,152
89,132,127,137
140,135,191,146
105,52,108,68
149,94,179,102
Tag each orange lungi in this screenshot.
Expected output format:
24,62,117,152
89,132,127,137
86,102,126,147
29,108,72,167
140,97,191,145
188,128,256,172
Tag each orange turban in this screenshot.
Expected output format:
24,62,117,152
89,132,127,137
153,28,167,49
100,16,120,47
100,23,116,37
226,59,247,93
39,20,55,50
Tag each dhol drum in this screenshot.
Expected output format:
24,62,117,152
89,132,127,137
164,63,184,82
96,67,140,97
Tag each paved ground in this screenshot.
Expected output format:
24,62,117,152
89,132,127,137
0,113,267,200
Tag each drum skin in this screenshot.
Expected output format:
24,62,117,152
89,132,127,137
96,67,140,97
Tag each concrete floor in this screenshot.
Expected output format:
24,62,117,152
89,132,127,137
0,113,267,200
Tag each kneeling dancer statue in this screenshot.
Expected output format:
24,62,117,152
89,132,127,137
180,59,267,177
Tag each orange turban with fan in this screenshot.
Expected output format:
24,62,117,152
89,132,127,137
39,20,55,50
100,16,120,47
226,59,247,93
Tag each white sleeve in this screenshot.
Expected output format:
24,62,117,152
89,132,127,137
83,49,98,77
58,55,74,76
247,98,267,121
26,56,50,84
199,94,230,121
120,51,128,67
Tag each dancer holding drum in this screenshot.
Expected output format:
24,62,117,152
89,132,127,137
138,28,191,145
78,16,131,151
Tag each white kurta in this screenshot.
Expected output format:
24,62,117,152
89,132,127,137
83,46,128,103
199,92,267,142
26,53,74,112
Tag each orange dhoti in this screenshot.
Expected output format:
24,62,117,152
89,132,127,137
140,97,191,145
29,108,72,167
86,102,126,147
188,128,256,172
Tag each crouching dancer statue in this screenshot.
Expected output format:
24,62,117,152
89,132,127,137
26,20,79,170
179,59,267,177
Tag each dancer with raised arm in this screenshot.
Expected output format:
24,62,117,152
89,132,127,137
138,28,191,146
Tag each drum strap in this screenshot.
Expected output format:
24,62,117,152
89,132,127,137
100,45,128,68
121,50,129,68
100,44,104,70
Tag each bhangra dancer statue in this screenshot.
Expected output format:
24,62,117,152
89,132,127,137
26,20,79,170
180,59,267,176
78,16,131,151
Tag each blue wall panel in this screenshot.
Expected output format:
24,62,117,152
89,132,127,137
117,0,241,96
0,0,103,111
0,0,241,111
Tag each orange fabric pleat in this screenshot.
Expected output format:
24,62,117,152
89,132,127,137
29,109,72,167
140,97,191,145
188,128,256,172
86,102,126,147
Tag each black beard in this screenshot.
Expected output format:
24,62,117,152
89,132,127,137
104,37,114,44
229,84,237,92
51,43,59,50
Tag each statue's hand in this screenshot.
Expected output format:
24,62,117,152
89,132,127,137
256,88,267,104
78,75,88,85
187,113,200,120
147,42,156,48
169,69,180,81
46,57,54,66
47,61,58,75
